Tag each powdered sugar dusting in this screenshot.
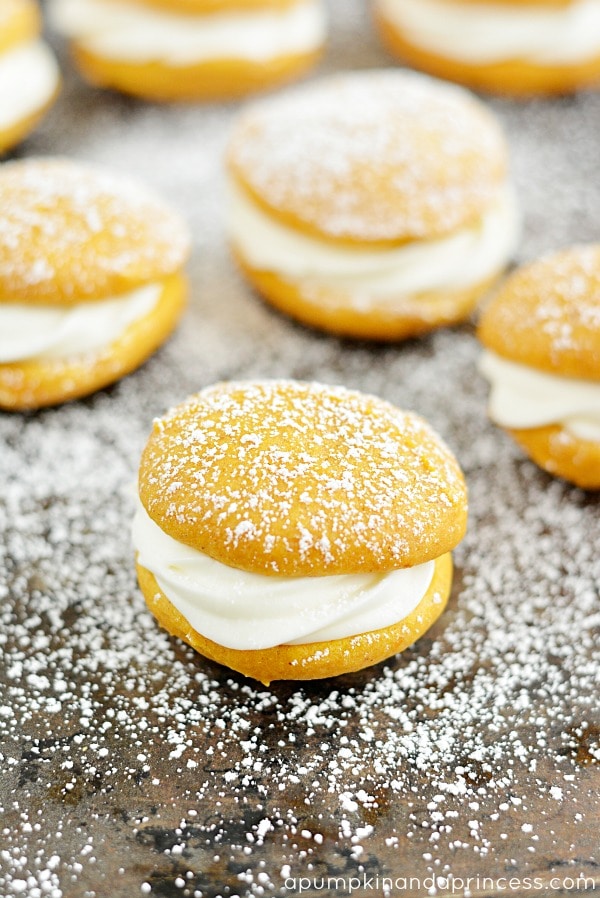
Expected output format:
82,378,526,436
478,244,600,379
0,157,191,303
1,2,599,895
229,69,507,242
139,380,467,575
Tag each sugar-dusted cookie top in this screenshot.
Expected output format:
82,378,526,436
0,158,191,304
478,245,600,381
228,70,507,247
139,380,468,576
0,0,39,55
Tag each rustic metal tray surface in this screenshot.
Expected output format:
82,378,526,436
1,3,599,897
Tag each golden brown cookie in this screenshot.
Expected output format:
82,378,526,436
48,0,326,102
373,0,600,97
134,380,468,683
477,245,600,489
0,0,60,154
227,70,518,341
0,158,190,411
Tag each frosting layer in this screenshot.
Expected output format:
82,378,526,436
49,0,326,64
377,0,600,65
479,350,600,442
133,500,435,650
0,283,161,363
229,180,519,302
0,40,59,131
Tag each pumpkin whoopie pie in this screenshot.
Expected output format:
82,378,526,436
48,0,327,102
373,0,600,97
478,245,600,489
0,157,190,410
0,0,60,153
227,69,519,341
133,380,468,684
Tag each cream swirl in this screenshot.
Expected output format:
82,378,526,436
479,350,600,442
49,0,326,65
376,0,600,65
133,499,436,651
0,283,161,364
0,41,60,131
228,180,519,305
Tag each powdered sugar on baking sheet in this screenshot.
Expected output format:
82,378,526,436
1,1,599,895
228,69,507,242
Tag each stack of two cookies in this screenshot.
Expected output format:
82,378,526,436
0,158,190,410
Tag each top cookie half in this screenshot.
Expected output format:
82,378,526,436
0,157,191,304
139,380,468,577
227,69,508,248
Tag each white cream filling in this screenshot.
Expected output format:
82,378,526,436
376,0,600,65
0,283,161,364
49,0,326,65
132,499,436,651
229,180,519,307
479,350,600,441
0,40,60,131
